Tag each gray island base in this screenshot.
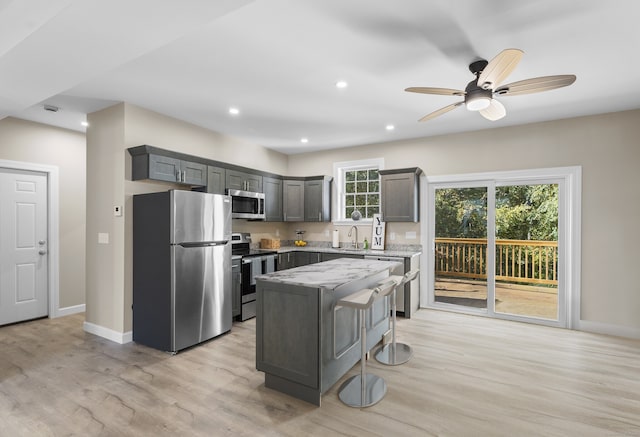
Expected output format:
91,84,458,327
255,258,402,405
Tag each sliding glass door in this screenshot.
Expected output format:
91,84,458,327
433,185,489,311
494,183,559,320
426,168,576,328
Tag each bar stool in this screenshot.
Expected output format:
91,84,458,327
337,281,396,407
375,269,420,366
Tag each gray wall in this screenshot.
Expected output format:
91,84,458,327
0,117,86,310
288,110,640,334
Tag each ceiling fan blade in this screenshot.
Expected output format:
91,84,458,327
419,101,464,122
477,48,524,90
494,75,577,96
479,99,506,121
405,87,465,96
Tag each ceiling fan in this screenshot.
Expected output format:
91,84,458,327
405,49,576,122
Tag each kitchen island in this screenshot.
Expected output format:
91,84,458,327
255,258,401,405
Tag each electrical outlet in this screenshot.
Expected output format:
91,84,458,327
389,232,396,240
406,231,417,239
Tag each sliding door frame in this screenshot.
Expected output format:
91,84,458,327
420,166,581,329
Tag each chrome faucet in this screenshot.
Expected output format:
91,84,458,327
348,226,358,249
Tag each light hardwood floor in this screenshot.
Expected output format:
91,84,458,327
1,310,639,436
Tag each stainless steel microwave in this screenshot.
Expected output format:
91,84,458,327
227,189,265,220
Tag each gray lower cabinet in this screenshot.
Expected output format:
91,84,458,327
283,179,305,221
320,253,363,262
263,176,283,221
132,153,207,186
232,258,241,318
294,251,322,267
277,252,295,270
380,167,422,222
207,166,226,195
304,177,332,222
256,269,390,405
226,169,263,192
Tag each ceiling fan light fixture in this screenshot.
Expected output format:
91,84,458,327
466,95,491,111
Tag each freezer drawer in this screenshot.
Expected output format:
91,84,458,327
172,244,231,351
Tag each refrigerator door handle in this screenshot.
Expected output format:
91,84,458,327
178,241,229,248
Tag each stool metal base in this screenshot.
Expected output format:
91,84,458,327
374,342,413,366
338,373,387,407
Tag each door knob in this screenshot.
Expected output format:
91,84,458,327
39,240,46,245
39,249,47,255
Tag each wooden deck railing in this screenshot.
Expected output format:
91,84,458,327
435,238,558,286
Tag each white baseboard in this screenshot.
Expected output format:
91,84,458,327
578,319,640,340
83,321,133,344
55,304,85,318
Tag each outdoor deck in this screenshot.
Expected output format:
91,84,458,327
435,278,558,319
434,237,559,319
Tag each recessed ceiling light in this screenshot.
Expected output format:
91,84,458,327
81,121,89,127
300,138,309,143
385,124,395,131
228,107,240,115
335,80,348,89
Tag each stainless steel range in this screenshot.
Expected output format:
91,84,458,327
231,233,277,321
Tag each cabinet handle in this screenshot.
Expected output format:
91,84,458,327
182,171,186,182
319,211,322,221
176,170,181,182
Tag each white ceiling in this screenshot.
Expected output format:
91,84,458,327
2,0,640,155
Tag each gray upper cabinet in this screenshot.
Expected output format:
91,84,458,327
283,179,305,222
147,154,180,182
180,160,207,186
304,176,332,222
226,169,263,192
206,166,226,195
380,167,422,222
133,153,207,186
263,176,283,222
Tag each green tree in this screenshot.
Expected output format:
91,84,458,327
436,184,558,241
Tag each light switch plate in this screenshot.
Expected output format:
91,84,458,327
114,205,122,217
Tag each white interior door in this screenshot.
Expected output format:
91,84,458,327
0,168,48,325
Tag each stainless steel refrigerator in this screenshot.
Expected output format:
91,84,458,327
133,190,232,353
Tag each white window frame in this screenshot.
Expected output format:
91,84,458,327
332,158,384,225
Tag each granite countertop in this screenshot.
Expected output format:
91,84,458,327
275,245,421,258
255,258,402,290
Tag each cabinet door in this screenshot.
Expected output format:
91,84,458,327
207,166,226,195
256,282,319,389
181,161,207,186
226,169,263,192
225,169,246,191
320,253,364,262
263,176,283,221
283,180,305,221
304,179,322,221
245,173,263,192
294,252,310,267
277,252,293,270
148,154,181,183
381,172,418,222
304,178,331,222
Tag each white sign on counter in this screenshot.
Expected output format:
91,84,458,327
371,213,385,250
